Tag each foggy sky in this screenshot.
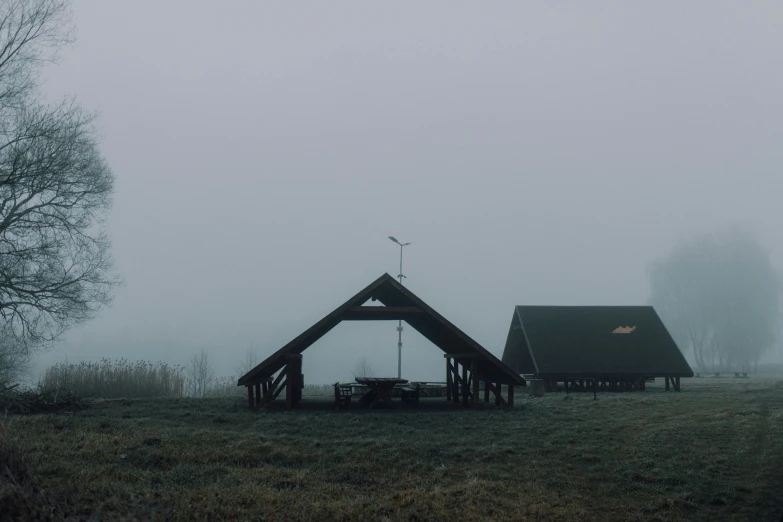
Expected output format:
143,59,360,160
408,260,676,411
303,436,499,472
36,1,783,381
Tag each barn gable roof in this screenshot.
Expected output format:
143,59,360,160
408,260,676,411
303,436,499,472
501,305,693,378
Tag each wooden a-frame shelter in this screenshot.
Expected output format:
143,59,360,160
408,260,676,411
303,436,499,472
237,273,525,410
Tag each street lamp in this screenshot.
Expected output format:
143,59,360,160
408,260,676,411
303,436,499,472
388,236,412,379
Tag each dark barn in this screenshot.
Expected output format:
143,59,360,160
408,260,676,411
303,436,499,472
238,273,524,410
501,305,694,393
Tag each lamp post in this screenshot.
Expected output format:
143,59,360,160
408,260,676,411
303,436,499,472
388,236,412,379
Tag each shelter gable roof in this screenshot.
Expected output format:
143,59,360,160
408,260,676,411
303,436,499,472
238,274,524,386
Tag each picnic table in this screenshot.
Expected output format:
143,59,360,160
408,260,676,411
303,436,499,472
354,377,408,409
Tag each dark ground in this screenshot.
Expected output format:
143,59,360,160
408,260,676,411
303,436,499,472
2,376,782,521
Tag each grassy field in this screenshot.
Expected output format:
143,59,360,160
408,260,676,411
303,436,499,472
2,377,783,521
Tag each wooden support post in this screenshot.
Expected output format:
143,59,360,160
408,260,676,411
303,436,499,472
471,361,479,409
257,370,287,409
675,376,681,392
495,381,502,405
483,375,490,403
452,361,460,404
462,362,469,407
285,363,293,411
508,385,514,408
446,358,453,401
247,386,254,409
254,383,261,404
273,380,287,399
665,376,670,391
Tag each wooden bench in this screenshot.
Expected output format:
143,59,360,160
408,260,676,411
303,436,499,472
399,384,420,405
334,382,352,410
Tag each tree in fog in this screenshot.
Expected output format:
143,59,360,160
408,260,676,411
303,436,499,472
0,325,27,386
352,356,376,379
0,0,118,375
235,343,260,377
649,229,781,372
186,348,215,398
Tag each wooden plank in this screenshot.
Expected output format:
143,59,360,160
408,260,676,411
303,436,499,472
471,361,479,409
343,306,426,321
258,369,287,408
451,360,460,404
274,379,287,399
443,353,480,359
462,363,469,407
485,381,507,407
285,362,293,410
446,358,452,401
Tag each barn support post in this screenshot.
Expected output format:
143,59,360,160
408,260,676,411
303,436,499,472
285,373,292,410
665,376,670,391
461,362,469,407
675,376,681,392
452,361,461,404
446,357,453,401
471,360,479,409
495,381,502,405
247,386,254,409
507,385,514,408
483,374,490,403
254,383,261,405
282,354,303,410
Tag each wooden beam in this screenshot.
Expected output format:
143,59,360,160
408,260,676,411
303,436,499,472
675,376,681,392
285,360,297,410
472,360,479,409
483,375,490,403
443,353,480,359
343,306,425,320
274,379,287,399
495,381,502,405
462,363,469,407
254,383,261,405
247,386,254,409
665,376,670,391
508,385,514,408
446,358,452,401
258,369,287,409
451,360,460,403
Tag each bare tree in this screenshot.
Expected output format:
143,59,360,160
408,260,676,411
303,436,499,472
235,343,260,378
0,324,27,387
0,0,118,355
187,348,215,398
649,229,781,373
352,356,376,379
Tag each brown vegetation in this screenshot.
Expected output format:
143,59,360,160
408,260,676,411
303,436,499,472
1,377,782,521
41,359,185,399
